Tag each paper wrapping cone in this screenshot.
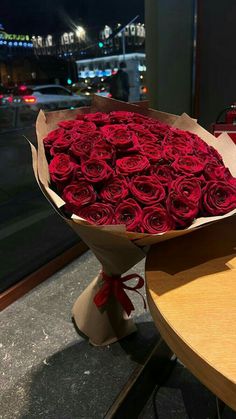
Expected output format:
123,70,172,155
28,95,236,346
72,274,137,346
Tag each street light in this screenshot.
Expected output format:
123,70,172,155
76,26,86,40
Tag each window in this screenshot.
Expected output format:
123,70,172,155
56,88,71,96
34,87,71,96
0,127,80,293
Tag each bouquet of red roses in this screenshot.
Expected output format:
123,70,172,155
30,96,236,345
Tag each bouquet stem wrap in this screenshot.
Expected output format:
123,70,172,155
28,95,236,346
66,219,146,345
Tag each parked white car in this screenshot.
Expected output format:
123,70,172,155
13,84,90,111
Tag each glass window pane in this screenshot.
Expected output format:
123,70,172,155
0,126,81,293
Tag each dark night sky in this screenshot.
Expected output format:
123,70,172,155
1,0,144,35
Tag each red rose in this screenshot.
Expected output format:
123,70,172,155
204,162,232,181
50,131,79,156
137,132,158,145
167,132,192,147
189,133,209,154
168,127,192,140
114,198,142,231
43,128,65,152
84,112,110,125
166,192,199,227
76,203,114,225
208,146,223,163
104,126,140,153
195,149,214,164
81,158,113,183
151,164,176,187
202,181,236,215
100,124,121,137
128,123,151,135
172,156,205,175
146,122,170,137
100,176,128,204
131,114,152,124
79,131,103,143
58,120,78,130
142,205,174,233
73,120,97,134
109,111,134,123
144,119,170,142
169,176,202,203
141,143,162,163
129,175,165,205
162,133,193,161
62,182,96,213
90,140,115,163
116,155,150,176
49,154,76,184
69,138,94,161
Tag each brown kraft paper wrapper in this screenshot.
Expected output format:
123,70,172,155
72,273,137,346
28,95,236,346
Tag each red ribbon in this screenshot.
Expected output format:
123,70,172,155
94,271,146,316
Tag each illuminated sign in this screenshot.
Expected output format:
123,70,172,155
0,33,30,41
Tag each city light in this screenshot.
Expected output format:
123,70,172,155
98,41,104,48
76,26,86,40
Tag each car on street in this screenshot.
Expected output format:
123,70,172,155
10,84,90,110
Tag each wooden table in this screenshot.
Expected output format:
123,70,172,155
145,217,236,411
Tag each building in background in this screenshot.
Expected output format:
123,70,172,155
31,22,145,60
76,53,146,101
0,24,33,85
0,22,146,88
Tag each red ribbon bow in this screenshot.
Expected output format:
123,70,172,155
94,271,146,316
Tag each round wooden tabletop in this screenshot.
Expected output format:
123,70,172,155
145,217,236,410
